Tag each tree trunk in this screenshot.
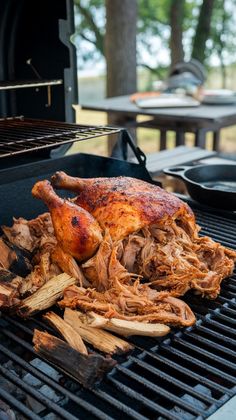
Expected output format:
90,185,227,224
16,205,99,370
105,0,137,154
218,0,227,88
105,0,137,98
220,60,226,88
169,0,184,68
192,0,215,63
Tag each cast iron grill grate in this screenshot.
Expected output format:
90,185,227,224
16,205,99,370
0,117,120,158
0,205,235,419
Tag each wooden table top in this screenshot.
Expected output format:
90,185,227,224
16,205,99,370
81,95,236,125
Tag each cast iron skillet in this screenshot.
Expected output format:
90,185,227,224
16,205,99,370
163,164,236,210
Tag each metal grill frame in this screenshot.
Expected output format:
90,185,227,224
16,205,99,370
0,203,236,420
0,117,121,158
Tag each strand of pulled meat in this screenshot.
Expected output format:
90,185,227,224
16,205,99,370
2,214,85,297
120,220,236,299
82,219,236,302
59,279,196,326
82,230,141,291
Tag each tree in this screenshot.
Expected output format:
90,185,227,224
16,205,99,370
192,0,215,63
209,0,236,87
169,0,184,68
73,0,105,68
74,0,137,98
105,0,137,97
74,0,236,86
105,0,137,153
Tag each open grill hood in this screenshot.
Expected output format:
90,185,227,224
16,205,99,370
0,0,78,123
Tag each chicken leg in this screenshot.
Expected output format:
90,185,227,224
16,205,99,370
32,181,102,262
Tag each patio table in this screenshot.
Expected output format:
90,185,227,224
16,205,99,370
81,94,236,151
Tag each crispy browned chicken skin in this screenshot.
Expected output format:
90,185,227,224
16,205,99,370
52,172,195,241
32,181,102,262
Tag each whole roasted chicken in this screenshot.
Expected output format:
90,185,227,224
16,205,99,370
29,173,236,327
50,172,236,298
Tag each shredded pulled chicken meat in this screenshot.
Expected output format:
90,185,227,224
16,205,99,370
59,221,234,326
2,207,236,326
81,219,236,300
2,213,85,296
121,219,236,299
2,212,55,253
2,213,60,295
59,281,196,326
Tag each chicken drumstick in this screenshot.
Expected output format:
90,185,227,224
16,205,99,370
32,181,102,261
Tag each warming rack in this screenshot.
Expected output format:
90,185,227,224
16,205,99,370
0,79,63,90
0,117,121,158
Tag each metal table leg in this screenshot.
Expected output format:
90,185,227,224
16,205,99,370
213,130,220,151
176,130,185,146
160,129,167,150
195,128,207,148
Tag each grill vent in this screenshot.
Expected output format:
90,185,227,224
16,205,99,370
0,205,235,419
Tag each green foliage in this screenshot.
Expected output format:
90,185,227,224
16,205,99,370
208,0,236,59
138,0,171,30
74,0,236,80
74,0,105,66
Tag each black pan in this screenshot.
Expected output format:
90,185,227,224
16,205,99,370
163,164,236,210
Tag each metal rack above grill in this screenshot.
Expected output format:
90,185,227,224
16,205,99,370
0,117,121,159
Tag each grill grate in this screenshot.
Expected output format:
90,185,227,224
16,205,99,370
0,205,235,419
0,117,120,158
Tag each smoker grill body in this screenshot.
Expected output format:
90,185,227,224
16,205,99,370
0,155,236,419
0,0,77,123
